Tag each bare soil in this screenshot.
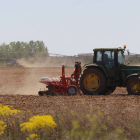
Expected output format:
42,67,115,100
0,67,140,122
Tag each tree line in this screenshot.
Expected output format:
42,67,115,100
0,41,49,59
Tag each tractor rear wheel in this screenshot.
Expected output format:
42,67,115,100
126,77,140,95
79,68,107,95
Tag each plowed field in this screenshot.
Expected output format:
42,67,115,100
0,67,140,122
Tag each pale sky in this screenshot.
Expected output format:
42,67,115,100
0,0,140,55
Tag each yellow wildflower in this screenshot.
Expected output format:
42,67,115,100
72,120,79,129
86,114,92,122
0,120,6,135
102,124,108,130
0,104,21,117
20,115,57,133
70,110,76,116
92,122,97,129
93,114,97,119
115,128,123,134
30,133,38,139
98,111,103,117
64,106,68,110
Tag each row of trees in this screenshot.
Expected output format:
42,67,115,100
0,41,49,59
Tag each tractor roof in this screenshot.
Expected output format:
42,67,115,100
93,47,124,51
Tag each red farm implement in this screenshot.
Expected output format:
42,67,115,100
38,62,81,96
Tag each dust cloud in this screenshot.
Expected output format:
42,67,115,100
17,56,92,68
14,68,47,95
0,67,74,95
17,57,76,67
14,67,74,95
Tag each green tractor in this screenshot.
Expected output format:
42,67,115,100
79,45,140,95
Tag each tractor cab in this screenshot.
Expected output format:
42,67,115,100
93,47,125,80
93,47,124,67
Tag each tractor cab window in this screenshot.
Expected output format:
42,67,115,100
118,51,124,64
103,51,114,67
96,51,102,64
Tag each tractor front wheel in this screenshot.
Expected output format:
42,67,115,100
79,68,107,95
126,77,140,95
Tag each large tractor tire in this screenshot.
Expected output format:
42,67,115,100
126,77,140,95
79,68,107,95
